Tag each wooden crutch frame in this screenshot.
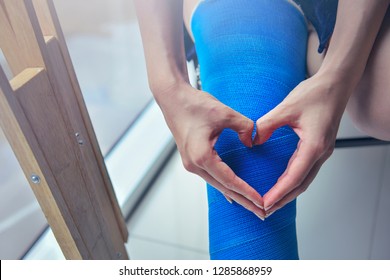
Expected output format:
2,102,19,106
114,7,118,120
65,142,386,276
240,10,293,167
0,0,129,259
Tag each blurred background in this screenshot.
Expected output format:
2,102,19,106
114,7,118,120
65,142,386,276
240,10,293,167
0,0,389,260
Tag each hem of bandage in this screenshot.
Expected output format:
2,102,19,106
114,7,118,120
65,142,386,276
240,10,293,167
209,218,296,255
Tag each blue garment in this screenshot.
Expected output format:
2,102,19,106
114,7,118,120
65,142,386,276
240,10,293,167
192,0,308,259
294,0,338,53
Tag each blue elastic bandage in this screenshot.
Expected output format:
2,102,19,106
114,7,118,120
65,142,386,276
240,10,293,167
191,0,308,259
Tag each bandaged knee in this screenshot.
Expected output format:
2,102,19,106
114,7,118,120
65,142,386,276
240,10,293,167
191,0,308,259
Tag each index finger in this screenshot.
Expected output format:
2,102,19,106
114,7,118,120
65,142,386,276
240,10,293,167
263,141,322,211
204,151,264,209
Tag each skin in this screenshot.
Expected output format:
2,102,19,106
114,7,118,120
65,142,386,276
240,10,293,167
254,0,390,214
135,0,390,220
134,0,266,219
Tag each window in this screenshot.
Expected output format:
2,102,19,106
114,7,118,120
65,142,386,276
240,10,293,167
0,0,174,259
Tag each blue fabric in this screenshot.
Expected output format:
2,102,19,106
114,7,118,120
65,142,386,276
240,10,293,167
294,0,338,53
185,0,338,61
192,0,308,259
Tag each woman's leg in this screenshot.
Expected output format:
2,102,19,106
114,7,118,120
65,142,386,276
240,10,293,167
306,22,326,77
191,0,307,259
346,8,390,141
307,8,390,141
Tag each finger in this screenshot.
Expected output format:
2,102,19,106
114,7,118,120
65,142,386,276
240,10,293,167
263,141,322,211
277,140,301,182
265,157,325,216
253,105,291,146
197,169,266,219
223,108,254,148
202,150,265,210
223,194,234,204
185,142,263,209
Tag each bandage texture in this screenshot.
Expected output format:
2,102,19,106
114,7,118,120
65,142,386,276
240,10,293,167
192,0,308,259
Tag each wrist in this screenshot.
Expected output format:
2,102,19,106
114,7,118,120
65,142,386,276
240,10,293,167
315,65,359,98
305,68,356,115
151,80,193,110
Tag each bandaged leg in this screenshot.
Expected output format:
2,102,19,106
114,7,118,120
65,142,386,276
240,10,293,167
191,0,308,259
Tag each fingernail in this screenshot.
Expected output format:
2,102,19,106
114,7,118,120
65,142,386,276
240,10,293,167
224,195,233,204
265,204,274,212
265,211,275,218
245,138,253,148
255,214,265,221
254,202,264,210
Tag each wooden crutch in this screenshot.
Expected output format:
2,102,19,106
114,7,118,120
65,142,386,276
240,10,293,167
0,0,128,259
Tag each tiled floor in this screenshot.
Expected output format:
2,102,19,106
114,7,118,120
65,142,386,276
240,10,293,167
126,152,209,260
126,145,390,260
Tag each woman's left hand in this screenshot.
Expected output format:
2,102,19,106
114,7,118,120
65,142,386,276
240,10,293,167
253,70,353,216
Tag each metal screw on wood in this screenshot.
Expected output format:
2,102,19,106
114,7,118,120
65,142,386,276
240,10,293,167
117,252,122,258
30,174,41,184
75,132,84,145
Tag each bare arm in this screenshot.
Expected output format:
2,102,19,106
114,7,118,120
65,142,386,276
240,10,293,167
134,0,266,218
320,0,390,88
254,0,390,214
134,0,188,98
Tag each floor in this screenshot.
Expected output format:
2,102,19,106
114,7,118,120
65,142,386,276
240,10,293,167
126,151,209,260
126,143,390,260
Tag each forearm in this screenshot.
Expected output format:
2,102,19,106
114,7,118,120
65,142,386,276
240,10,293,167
134,0,189,104
319,0,389,90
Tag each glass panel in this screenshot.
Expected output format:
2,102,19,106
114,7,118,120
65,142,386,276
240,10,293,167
54,0,153,155
0,0,152,259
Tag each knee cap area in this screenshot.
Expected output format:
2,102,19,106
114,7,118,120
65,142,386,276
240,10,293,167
347,103,390,141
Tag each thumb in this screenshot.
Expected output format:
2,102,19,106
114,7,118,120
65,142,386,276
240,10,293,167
253,106,290,145
224,109,254,148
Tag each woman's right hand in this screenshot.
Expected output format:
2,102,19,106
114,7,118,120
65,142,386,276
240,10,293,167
157,82,266,219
